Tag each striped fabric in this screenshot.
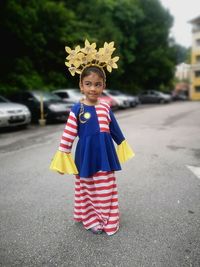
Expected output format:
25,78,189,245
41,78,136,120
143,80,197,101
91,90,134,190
95,102,111,133
59,111,78,153
58,102,120,235
74,171,120,235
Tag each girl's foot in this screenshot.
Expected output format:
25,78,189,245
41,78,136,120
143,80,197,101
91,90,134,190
90,224,103,234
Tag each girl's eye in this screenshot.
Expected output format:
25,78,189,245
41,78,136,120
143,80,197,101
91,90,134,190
96,83,102,87
83,81,103,87
85,82,91,86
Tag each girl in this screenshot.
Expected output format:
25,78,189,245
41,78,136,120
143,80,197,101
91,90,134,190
50,40,134,235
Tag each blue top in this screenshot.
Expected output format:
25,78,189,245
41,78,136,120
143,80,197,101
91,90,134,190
70,102,125,177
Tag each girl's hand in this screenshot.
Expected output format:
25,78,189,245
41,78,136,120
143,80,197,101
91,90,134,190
58,171,64,175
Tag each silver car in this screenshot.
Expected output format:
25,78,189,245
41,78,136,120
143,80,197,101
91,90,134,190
0,96,31,128
52,88,83,106
104,89,130,109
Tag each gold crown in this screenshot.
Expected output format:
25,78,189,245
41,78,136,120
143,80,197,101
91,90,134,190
65,39,119,76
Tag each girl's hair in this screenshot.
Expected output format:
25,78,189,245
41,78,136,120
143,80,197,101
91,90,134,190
80,66,106,83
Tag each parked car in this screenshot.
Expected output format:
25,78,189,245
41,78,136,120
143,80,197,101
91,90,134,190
171,91,188,101
121,92,139,107
138,90,172,104
104,89,130,109
8,91,71,123
0,95,31,128
99,92,118,110
53,88,119,110
52,88,83,106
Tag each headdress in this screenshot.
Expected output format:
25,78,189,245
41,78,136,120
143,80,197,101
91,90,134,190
65,39,119,76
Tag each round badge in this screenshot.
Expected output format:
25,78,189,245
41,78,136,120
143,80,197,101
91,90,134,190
83,112,91,120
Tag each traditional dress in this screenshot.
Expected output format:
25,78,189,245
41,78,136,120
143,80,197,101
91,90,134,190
50,101,134,235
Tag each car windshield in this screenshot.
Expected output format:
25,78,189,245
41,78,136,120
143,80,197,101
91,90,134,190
107,90,121,96
101,92,109,97
68,89,82,96
33,92,61,102
0,96,10,103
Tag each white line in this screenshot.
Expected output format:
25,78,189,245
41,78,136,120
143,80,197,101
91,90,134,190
187,165,200,180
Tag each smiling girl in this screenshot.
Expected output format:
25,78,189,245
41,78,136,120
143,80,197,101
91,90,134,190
50,41,134,235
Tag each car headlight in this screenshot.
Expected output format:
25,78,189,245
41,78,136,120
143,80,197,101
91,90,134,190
49,104,58,111
49,104,66,112
23,107,30,113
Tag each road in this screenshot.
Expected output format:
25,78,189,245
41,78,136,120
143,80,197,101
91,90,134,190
0,101,200,267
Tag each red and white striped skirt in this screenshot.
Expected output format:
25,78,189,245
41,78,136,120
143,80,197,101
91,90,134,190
74,171,119,235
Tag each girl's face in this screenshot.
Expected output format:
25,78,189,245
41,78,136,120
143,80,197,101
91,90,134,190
80,72,105,105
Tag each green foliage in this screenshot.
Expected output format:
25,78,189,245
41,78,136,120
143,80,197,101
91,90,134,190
172,43,190,64
0,0,182,95
125,0,176,92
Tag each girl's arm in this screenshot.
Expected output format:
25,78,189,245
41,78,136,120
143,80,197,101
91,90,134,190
109,109,125,145
109,109,135,163
59,111,78,153
50,111,78,174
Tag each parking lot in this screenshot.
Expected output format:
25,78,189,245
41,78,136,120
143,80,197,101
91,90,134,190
1,101,200,267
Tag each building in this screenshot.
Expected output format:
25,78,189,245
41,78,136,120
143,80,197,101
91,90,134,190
189,15,200,100
175,62,191,81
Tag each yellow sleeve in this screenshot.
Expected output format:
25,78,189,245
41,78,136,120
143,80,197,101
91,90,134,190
50,150,78,174
116,140,135,164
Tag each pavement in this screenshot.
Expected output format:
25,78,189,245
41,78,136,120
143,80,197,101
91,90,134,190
0,101,200,267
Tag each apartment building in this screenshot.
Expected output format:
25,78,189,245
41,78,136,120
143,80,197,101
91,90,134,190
190,15,200,100
175,63,191,81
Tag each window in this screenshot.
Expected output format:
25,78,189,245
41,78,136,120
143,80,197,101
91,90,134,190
140,91,148,95
196,39,200,46
196,55,200,63
195,70,200,77
192,24,200,33
56,92,68,98
150,91,158,95
195,86,200,92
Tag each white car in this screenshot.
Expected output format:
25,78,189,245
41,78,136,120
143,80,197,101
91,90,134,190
0,96,31,128
121,93,139,107
104,89,130,109
52,88,83,106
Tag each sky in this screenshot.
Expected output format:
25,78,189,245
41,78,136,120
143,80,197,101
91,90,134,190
159,0,200,47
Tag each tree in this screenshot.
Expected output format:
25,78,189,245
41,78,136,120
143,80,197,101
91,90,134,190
0,0,78,94
0,0,177,95
127,0,176,92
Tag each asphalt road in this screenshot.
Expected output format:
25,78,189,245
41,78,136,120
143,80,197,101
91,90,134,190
0,102,200,267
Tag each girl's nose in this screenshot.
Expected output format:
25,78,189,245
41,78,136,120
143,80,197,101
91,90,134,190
90,85,96,91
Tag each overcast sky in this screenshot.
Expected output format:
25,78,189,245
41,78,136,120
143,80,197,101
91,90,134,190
159,0,199,47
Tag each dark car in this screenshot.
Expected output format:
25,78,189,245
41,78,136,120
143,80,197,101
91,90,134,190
138,90,172,104
171,91,188,101
8,91,71,123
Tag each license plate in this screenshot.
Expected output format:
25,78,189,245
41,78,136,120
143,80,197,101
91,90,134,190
10,115,25,121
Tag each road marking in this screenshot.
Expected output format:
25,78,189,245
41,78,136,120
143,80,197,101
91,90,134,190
187,165,200,180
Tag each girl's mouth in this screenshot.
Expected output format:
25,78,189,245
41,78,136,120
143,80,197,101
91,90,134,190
89,94,98,96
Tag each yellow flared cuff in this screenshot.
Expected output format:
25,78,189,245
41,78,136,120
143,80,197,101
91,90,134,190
50,150,78,174
116,140,135,164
